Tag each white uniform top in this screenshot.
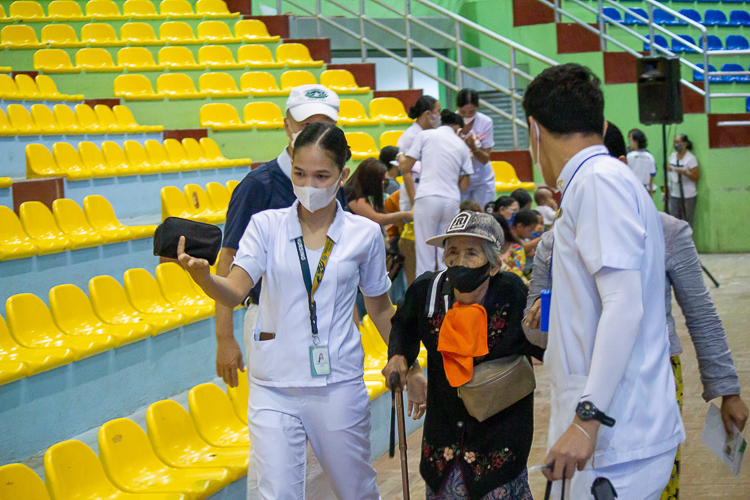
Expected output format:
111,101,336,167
397,122,423,211
668,151,698,198
233,200,391,388
405,125,474,202
546,145,684,468
626,150,656,187
463,111,496,188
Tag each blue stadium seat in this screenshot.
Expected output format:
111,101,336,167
726,35,750,51
672,0,694,3
693,64,721,83
672,35,697,53
654,8,680,25
678,9,701,25
700,34,723,51
624,8,648,26
644,35,669,53
704,10,729,26
746,97,750,113
729,11,750,27
722,0,744,4
721,63,750,83
601,7,623,24
696,0,720,4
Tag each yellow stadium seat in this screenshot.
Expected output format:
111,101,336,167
280,69,316,90
0,206,38,261
84,193,156,239
155,262,215,312
320,69,370,94
125,268,211,323
0,177,12,189
114,74,160,100
189,383,249,447
30,104,64,134
52,104,85,134
160,0,199,17
79,140,121,177
89,274,186,333
85,0,122,18
41,24,84,47
94,104,125,132
45,440,189,500
113,104,163,132
492,161,535,191
117,46,162,70
74,103,105,132
37,74,83,100
120,21,160,45
47,198,103,249
145,139,180,172
243,101,283,129
0,314,75,374
163,137,200,170
201,137,249,166
76,47,119,71
1,24,43,47
102,141,143,175
6,293,115,357
234,19,280,42
0,108,17,136
236,45,283,69
276,43,324,68
345,131,379,160
198,44,241,69
47,1,84,19
52,142,93,179
0,5,4,20
49,283,152,346
184,183,225,221
199,103,251,131
379,129,404,149
161,185,201,220
369,97,412,125
0,463,52,500
197,20,237,42
159,20,198,43
14,74,42,99
225,179,239,195
239,71,286,96
198,72,246,97
338,99,378,127
157,72,207,99
7,104,41,134
9,1,44,19
120,140,160,175
205,182,230,211
158,46,200,69
123,0,162,18
181,137,219,168
146,399,248,480
99,418,230,498
224,370,248,423
0,360,28,384
34,49,79,72
0,74,19,99
25,143,65,180
81,22,124,46
196,0,234,16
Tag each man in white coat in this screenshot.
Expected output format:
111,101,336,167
522,63,685,498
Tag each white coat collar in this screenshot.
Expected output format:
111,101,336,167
557,144,609,194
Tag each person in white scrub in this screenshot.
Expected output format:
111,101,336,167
626,128,656,194
522,63,684,499
456,88,496,207
401,110,474,277
177,123,395,500
667,133,700,227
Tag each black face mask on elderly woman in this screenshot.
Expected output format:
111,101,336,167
446,262,490,293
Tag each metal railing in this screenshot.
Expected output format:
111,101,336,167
275,0,559,149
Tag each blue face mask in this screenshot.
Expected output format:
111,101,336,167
506,213,516,226
531,231,542,238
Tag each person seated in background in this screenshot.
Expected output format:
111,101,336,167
533,187,558,227
345,157,413,227
379,146,401,196
493,195,520,225
492,213,526,281
460,199,483,213
511,188,532,211
626,128,656,195
603,119,627,159
511,209,543,265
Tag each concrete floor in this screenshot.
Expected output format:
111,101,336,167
373,253,750,499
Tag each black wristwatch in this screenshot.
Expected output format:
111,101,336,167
576,401,616,427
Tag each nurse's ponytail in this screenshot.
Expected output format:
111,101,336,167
440,109,464,127
293,122,352,171
407,95,438,120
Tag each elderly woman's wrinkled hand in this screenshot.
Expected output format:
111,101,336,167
382,355,408,391
406,366,427,420
525,298,542,330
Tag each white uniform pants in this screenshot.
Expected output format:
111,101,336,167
551,446,677,499
247,378,380,500
413,195,460,277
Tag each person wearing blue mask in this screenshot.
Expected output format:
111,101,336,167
493,196,519,226
510,209,543,271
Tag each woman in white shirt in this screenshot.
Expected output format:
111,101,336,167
668,133,700,227
456,88,496,208
397,95,441,211
626,128,656,194
401,110,474,276
177,123,394,500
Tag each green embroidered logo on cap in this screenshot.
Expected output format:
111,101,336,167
305,89,328,100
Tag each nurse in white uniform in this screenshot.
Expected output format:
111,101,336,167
401,110,474,276
177,123,394,500
523,63,684,499
456,88,496,208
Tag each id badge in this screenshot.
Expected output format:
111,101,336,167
540,289,551,333
310,345,331,376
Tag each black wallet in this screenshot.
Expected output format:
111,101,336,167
153,217,222,265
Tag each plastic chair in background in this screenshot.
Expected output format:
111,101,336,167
369,97,412,124
243,101,284,129
85,0,123,18
41,24,84,46
158,46,201,69
114,74,161,100
200,103,252,130
234,19,280,42
189,383,250,447
120,21,160,44
338,99,378,126
52,142,94,179
51,198,106,248
276,43,324,67
81,22,124,46
726,35,750,51
345,132,379,160
159,21,198,43
280,69,317,90
0,463,52,500
704,9,729,26
320,69,370,94
380,130,404,149
84,193,157,239
0,206,38,261
236,45,284,68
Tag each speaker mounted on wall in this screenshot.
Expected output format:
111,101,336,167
636,56,684,125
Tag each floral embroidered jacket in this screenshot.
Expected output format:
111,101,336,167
389,271,545,499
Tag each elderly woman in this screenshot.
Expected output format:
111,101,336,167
383,211,544,500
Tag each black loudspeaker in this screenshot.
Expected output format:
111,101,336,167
636,56,684,125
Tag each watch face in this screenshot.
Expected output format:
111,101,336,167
578,401,596,420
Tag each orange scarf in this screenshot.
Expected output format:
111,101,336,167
437,302,488,387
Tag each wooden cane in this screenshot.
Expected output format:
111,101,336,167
389,372,410,500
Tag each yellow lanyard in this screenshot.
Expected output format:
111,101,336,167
295,236,335,338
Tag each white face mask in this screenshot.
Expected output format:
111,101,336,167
290,130,301,148
529,120,542,176
428,112,441,129
294,173,342,213
462,114,475,125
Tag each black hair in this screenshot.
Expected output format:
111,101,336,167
512,208,539,228
533,188,550,205
493,196,517,212
292,122,351,171
628,128,647,149
379,146,399,169
603,121,627,159
456,88,479,108
522,63,605,136
676,133,693,151
407,95,438,120
344,157,386,213
492,213,518,245
440,109,464,127
459,199,483,213
510,189,532,210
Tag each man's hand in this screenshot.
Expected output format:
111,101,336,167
721,395,749,434
382,355,408,391
405,365,427,420
543,416,598,481
216,336,244,387
177,236,211,286
525,298,542,329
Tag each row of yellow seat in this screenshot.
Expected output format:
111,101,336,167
34,43,323,73
0,73,82,101
1,0,236,21
161,182,229,223
3,19,278,48
26,137,249,180
1,103,161,135
1,196,155,259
